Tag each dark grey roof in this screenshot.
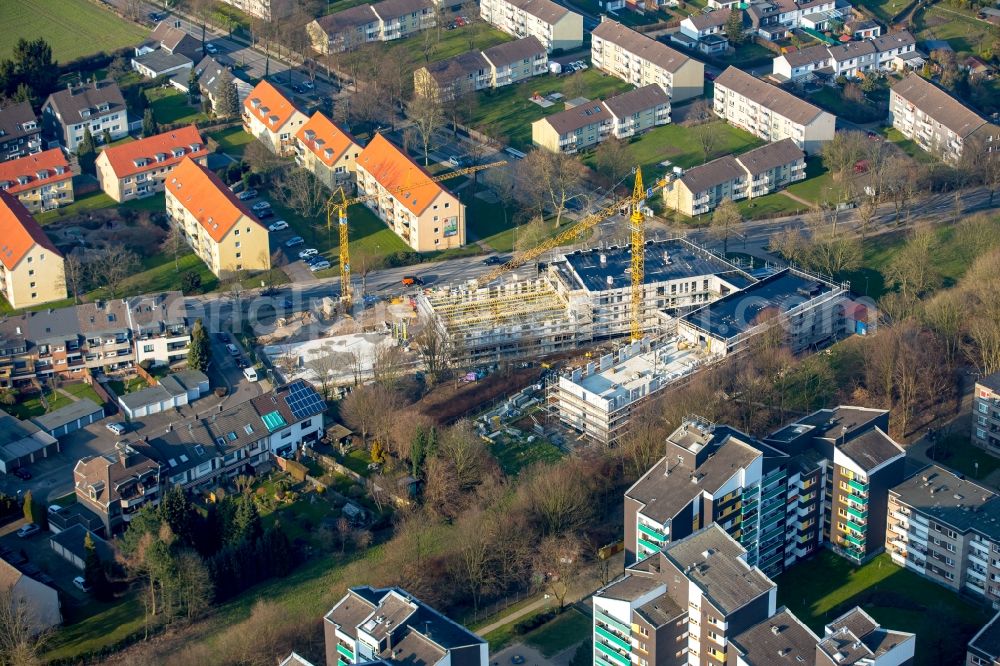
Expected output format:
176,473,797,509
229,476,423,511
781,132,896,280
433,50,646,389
325,589,378,639
44,80,127,123
0,410,47,464
890,465,1000,538
24,306,84,344
593,19,693,73
423,51,489,86
0,102,39,143
737,138,804,175
980,370,1000,394
603,84,669,119
969,612,1000,659
686,8,731,29
872,30,915,52
839,427,904,472
49,524,113,562
827,40,876,62
482,36,545,65
540,100,611,135
597,572,664,601
662,525,775,615
30,398,104,431
371,0,433,21
678,154,745,193
504,0,571,23
715,66,826,125
731,608,820,665
822,607,914,663
827,607,878,643
314,5,378,34
781,43,831,67
126,291,187,329
635,594,683,627
891,73,987,138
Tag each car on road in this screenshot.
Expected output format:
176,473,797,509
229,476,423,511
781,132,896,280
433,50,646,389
301,81,315,90
448,155,466,167
236,357,249,368
17,524,40,538
148,11,165,21
483,255,504,265
251,200,271,212
236,188,258,201
268,220,289,231
225,343,240,356
205,43,219,54
73,576,92,593
216,332,231,343
402,275,424,286
511,656,525,665
106,422,126,436
243,366,259,382
298,248,319,259
12,467,31,480
309,260,332,271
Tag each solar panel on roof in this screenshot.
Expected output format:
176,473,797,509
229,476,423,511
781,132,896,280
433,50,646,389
285,381,325,420
262,410,287,431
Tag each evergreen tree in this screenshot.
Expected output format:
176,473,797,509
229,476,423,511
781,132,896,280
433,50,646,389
22,489,34,524
160,485,195,546
101,128,113,146
187,67,199,103
725,9,745,45
215,69,239,119
187,319,211,371
83,531,111,600
231,494,262,545
77,127,97,174
142,108,158,138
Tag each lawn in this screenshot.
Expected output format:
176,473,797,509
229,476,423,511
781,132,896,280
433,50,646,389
524,608,592,657
43,595,147,662
915,5,994,58
85,252,219,301
465,196,516,252
777,551,991,666
927,433,1000,481
107,375,149,397
490,435,563,475
62,381,105,405
388,23,513,78
36,190,165,225
5,391,74,420
737,191,807,220
853,0,905,22
209,126,255,157
0,0,147,63
468,69,633,150
146,87,210,126
785,157,848,206
808,87,883,124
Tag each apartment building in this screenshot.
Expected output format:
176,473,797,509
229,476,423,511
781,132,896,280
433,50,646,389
480,0,583,52
42,80,128,153
355,133,465,252
591,18,704,102
970,613,1000,666
219,0,293,21
0,102,42,162
306,0,436,55
662,138,805,216
73,442,162,534
0,191,67,309
242,80,308,157
414,37,548,101
531,84,670,153
324,586,488,666
973,371,1000,452
713,66,835,153
889,72,998,164
165,157,271,278
295,112,362,189
0,148,73,213
95,125,208,203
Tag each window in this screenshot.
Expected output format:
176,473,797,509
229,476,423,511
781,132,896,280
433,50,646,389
980,402,989,414
143,344,154,353
282,430,292,439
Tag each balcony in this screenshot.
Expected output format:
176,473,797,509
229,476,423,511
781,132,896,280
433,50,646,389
638,523,666,542
595,626,630,652
847,478,867,493
595,641,629,666
846,492,868,506
846,505,867,520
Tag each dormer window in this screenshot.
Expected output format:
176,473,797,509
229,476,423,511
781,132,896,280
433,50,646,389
54,166,65,175
17,176,29,185
99,103,110,112
259,105,270,115
250,98,261,109
0,181,9,190
172,148,185,158
268,114,279,125
304,130,316,140
22,121,36,131
155,153,167,162
189,143,201,152
324,148,333,159
35,170,47,179
133,158,147,167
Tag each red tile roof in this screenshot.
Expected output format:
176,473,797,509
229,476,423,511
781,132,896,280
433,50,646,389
0,190,62,270
244,80,301,132
356,133,450,216
0,149,72,196
98,125,207,179
295,112,360,168
165,157,263,243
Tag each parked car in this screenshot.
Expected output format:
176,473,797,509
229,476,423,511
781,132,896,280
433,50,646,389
205,43,219,54
286,236,305,247
448,155,466,167
226,343,240,356
483,255,504,265
256,209,274,219
216,332,230,343
236,357,249,368
298,248,319,259
251,200,271,212
13,467,31,480
73,576,92,593
243,366,259,382
309,260,332,271
106,422,126,435
17,524,40,538
301,81,314,90
237,188,258,201
402,275,423,286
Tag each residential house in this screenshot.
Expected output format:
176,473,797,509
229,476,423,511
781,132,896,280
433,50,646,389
886,464,1000,608
889,72,999,163
592,18,704,102
531,84,670,153
413,38,549,101
773,31,917,81
674,9,740,54
219,0,293,21
730,608,824,665
294,112,362,189
480,0,584,52
771,43,833,82
846,18,881,39
131,49,193,80
873,30,916,68
126,291,192,367
970,612,1000,665
0,409,60,474
0,191,67,308
305,0,436,55
118,369,210,419
165,157,271,278
95,125,208,202
74,442,163,534
323,586,488,666
355,133,465,251
0,102,42,162
826,40,878,78
815,608,915,665
193,56,253,111
139,20,205,61
0,148,73,212
242,80,308,157
662,138,805,216
713,66,836,153
42,80,128,152
973,370,1000,452
0,557,61,631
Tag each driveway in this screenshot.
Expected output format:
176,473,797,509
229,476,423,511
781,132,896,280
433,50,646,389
284,260,318,284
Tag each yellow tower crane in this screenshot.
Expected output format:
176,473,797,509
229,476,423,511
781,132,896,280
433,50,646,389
474,168,665,342
326,159,507,306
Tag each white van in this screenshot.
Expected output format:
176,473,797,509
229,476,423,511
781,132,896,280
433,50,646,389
243,367,259,382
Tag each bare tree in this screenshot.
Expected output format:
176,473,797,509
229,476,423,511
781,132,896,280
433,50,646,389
709,198,742,257
856,196,878,245
305,351,338,399
372,343,406,391
821,130,866,182
513,215,549,253
0,586,51,666
519,459,593,535
884,226,941,300
694,123,719,163
534,535,583,611
413,319,449,384
93,246,140,299
450,509,498,610
516,150,586,228
273,169,328,220
162,224,188,271
409,93,444,165
243,140,283,175
61,253,88,304
593,138,632,186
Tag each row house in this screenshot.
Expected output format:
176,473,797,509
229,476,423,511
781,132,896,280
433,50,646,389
973,371,1000,453
355,133,465,252
306,0,436,55
0,148,73,213
73,442,162,534
591,18,705,103
0,102,42,163
0,191,67,309
219,0,293,20
773,33,915,82
95,125,208,203
531,84,670,154
165,156,271,278
480,0,583,52
713,66,835,153
889,72,999,164
413,37,548,101
323,586,488,666
663,138,806,216
242,80,308,157
42,80,128,153
295,111,362,189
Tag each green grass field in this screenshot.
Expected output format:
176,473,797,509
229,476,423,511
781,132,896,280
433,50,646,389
927,433,1000,481
881,128,937,164
36,189,165,225
525,608,592,656
490,436,564,475
44,596,146,662
777,551,990,666
146,88,210,126
916,6,993,57
784,157,847,206
209,126,256,157
737,191,807,220
0,0,148,63
391,23,513,78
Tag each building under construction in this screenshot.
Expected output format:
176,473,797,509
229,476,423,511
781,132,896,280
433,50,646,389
417,238,749,364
